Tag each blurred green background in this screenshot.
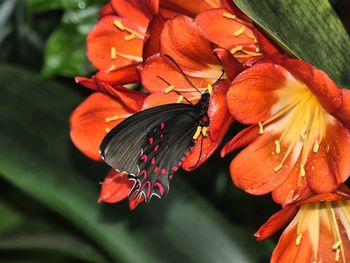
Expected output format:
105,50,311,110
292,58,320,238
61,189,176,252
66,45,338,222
0,0,349,262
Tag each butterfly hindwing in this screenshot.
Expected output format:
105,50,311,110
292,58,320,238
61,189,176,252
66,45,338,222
130,111,199,201
100,103,199,181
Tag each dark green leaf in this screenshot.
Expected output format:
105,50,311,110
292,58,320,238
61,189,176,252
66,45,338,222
0,200,22,235
233,0,350,88
26,0,104,13
41,6,98,77
0,64,273,262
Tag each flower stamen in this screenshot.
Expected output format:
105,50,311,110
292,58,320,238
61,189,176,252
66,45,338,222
222,12,236,20
110,47,117,59
233,26,245,36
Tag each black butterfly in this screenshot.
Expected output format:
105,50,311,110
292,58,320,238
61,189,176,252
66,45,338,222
99,91,211,202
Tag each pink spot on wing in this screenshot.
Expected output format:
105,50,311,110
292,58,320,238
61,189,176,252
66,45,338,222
142,181,151,198
154,182,165,196
140,169,147,179
184,151,190,157
154,166,159,173
160,122,165,130
141,154,148,162
172,166,178,172
154,145,159,152
151,157,156,165
161,168,167,175
160,134,164,138
178,161,183,166
149,137,154,144
169,175,173,179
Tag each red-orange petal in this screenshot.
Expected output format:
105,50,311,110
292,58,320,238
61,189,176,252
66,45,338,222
142,92,180,110
271,156,312,206
281,58,342,113
142,15,165,61
254,206,298,241
140,53,210,98
99,3,115,17
87,16,143,71
271,223,313,263
111,0,159,28
230,130,300,195
95,63,140,85
305,117,350,193
160,15,223,79
333,89,350,129
213,47,243,80
70,92,137,160
160,0,222,18
98,170,133,203
195,9,257,58
253,27,284,59
226,62,286,124
220,125,259,157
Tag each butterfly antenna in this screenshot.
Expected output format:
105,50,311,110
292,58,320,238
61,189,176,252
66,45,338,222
156,75,193,104
211,69,225,87
164,54,203,95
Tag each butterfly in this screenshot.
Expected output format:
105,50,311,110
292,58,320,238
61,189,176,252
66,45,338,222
100,90,211,202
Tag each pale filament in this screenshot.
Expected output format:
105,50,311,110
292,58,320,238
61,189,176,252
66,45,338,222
260,84,327,176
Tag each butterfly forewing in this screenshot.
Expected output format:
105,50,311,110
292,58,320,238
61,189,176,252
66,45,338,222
100,104,199,188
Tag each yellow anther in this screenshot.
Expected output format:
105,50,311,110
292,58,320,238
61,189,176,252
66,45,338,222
233,26,245,36
222,12,236,19
295,233,302,246
110,47,117,59
107,64,116,72
274,163,283,172
105,128,111,133
113,19,125,30
258,122,264,134
332,240,342,250
105,116,119,123
202,126,208,137
124,34,135,41
164,85,174,94
335,248,340,261
230,45,243,55
255,47,260,53
274,140,281,154
193,126,202,140
300,165,306,177
313,140,319,153
177,95,184,103
207,84,213,94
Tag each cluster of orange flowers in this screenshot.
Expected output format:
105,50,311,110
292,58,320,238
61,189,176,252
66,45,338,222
70,0,350,261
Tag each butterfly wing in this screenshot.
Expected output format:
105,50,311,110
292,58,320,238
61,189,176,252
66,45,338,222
100,104,199,199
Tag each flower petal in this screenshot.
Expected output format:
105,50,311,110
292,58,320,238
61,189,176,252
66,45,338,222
161,15,223,79
87,16,143,71
271,223,313,263
333,89,350,129
213,47,243,80
142,15,165,61
195,9,258,61
281,58,342,113
142,92,181,110
98,171,133,203
271,157,312,206
99,3,115,17
254,206,299,241
230,130,301,195
305,117,350,193
253,27,284,59
221,125,259,157
111,0,158,28
140,53,210,98
95,63,140,85
70,92,138,160
226,62,286,124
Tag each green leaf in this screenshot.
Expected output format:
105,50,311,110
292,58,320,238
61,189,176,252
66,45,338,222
0,200,22,235
41,6,98,77
233,0,350,88
26,0,104,13
0,64,273,262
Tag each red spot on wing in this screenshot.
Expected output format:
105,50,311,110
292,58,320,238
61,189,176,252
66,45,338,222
141,154,148,162
149,137,154,144
154,166,159,173
160,122,165,129
151,157,156,165
161,168,167,175
140,169,147,179
154,145,160,152
154,182,165,196
172,166,179,172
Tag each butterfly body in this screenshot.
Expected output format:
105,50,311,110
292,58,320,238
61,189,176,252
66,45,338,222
100,92,210,202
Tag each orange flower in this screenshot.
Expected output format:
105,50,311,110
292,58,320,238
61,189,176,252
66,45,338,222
222,30,350,206
70,78,147,209
255,187,350,263
139,15,242,170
